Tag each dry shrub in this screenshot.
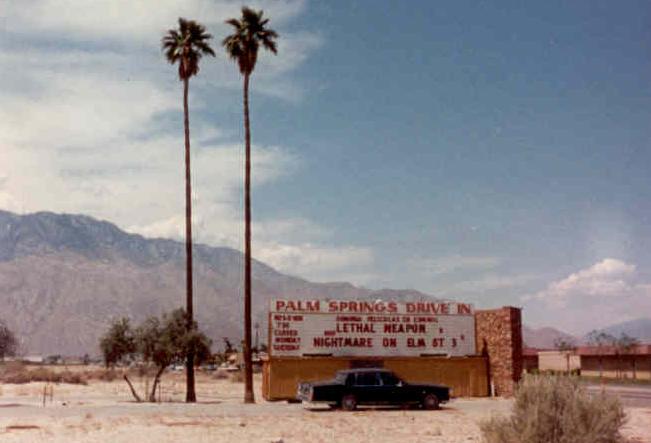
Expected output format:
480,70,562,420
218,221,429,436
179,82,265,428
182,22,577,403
480,375,626,443
82,368,121,382
0,361,26,376
0,365,87,385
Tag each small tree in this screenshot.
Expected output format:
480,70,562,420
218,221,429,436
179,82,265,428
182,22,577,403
615,333,639,380
586,330,615,379
99,309,212,402
0,320,18,361
137,310,212,401
99,318,136,368
480,375,626,443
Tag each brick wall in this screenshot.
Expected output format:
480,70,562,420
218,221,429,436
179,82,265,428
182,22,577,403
475,306,522,397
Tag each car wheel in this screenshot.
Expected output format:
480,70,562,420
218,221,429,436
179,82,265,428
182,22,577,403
341,394,357,411
422,393,440,410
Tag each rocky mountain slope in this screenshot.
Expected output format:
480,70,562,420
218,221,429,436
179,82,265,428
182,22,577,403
522,325,578,349
0,210,431,356
585,318,651,342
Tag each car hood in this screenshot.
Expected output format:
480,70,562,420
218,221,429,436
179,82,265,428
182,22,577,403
405,382,449,390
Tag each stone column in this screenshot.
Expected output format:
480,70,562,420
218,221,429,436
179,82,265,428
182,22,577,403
475,306,522,397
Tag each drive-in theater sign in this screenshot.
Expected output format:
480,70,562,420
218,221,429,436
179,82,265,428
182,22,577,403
269,299,476,357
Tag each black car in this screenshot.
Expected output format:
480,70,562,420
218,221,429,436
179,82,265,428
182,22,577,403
297,368,450,411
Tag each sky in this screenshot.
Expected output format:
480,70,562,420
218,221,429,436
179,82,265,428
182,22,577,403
1,0,651,335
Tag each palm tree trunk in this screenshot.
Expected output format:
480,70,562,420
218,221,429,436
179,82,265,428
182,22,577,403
243,73,254,404
183,75,196,403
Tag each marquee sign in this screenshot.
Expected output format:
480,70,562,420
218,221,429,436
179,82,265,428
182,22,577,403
269,299,476,358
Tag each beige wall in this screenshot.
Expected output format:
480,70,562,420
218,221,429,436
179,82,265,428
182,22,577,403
538,351,580,372
262,356,488,401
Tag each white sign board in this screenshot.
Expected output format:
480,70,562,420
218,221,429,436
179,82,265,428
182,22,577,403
269,299,476,358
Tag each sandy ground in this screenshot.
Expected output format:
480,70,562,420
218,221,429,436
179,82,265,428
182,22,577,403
0,371,650,443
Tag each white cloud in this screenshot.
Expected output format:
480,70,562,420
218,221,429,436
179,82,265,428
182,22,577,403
3,0,307,45
523,258,651,334
255,243,375,284
527,258,636,307
0,0,371,283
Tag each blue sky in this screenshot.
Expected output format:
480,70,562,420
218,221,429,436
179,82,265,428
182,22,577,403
1,0,651,334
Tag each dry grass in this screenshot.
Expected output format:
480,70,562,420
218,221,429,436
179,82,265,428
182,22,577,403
0,363,87,385
0,362,138,386
213,370,229,380
228,370,244,383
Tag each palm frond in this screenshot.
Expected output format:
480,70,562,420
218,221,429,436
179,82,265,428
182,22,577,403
222,7,278,75
161,17,216,80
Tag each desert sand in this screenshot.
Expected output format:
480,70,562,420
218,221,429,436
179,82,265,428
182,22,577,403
0,370,649,442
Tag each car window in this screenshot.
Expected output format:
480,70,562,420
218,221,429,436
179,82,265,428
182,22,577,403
355,372,380,386
380,372,400,386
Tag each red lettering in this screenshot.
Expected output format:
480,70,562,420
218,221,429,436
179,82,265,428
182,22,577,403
306,300,320,312
457,303,472,315
431,338,444,347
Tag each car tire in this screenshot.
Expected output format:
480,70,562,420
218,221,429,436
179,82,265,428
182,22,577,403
422,393,440,410
341,394,357,411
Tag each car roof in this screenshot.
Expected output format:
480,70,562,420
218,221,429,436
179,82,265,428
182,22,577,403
336,368,392,374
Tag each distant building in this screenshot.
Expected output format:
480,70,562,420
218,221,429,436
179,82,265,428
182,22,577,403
522,344,651,380
522,347,540,372
15,355,43,363
577,344,651,380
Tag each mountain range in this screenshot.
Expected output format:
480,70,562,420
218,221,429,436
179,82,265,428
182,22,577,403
522,319,651,349
0,210,431,356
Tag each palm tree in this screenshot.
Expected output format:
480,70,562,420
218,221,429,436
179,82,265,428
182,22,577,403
162,17,215,403
222,6,278,404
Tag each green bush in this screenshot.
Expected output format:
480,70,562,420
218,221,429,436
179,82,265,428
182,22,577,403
480,375,625,443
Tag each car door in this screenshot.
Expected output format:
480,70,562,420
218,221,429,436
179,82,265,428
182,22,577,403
379,371,407,404
353,371,383,404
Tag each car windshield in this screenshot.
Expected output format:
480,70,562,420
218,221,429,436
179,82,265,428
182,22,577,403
335,372,349,383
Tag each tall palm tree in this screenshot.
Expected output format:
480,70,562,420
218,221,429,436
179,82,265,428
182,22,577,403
162,17,215,403
222,6,278,404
